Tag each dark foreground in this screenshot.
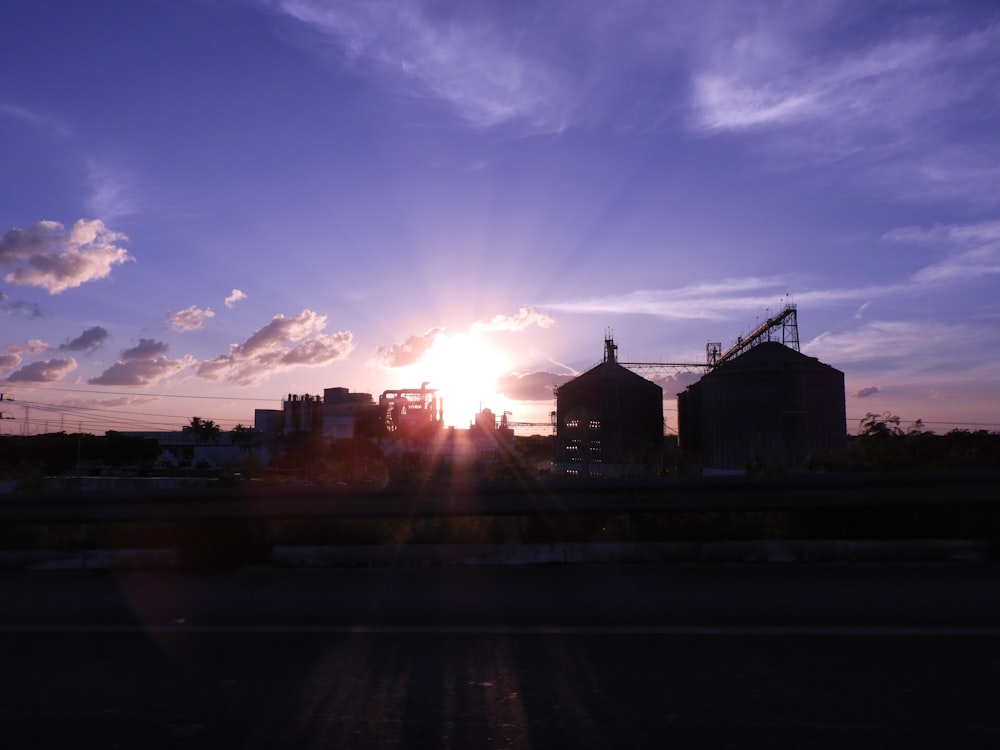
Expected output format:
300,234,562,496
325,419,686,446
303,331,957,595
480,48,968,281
2,563,999,748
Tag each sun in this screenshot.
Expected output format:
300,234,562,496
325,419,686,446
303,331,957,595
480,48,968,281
418,333,510,427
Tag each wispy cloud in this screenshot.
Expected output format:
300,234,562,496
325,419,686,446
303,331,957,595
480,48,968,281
885,219,1000,284
197,309,354,385
543,217,1000,321
85,161,139,222
804,320,990,365
0,102,72,138
690,9,999,134
265,0,575,132
470,306,554,332
0,293,44,319
543,277,837,319
0,219,132,294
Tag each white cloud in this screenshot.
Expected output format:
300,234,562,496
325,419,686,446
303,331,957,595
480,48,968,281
0,219,132,294
378,327,443,368
168,305,215,332
197,309,354,385
225,289,248,308
471,306,554,332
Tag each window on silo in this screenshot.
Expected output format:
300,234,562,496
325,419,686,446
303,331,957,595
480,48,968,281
589,419,601,430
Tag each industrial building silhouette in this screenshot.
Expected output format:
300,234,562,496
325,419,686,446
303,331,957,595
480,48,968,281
554,305,846,476
252,305,847,477
677,341,846,473
554,337,664,477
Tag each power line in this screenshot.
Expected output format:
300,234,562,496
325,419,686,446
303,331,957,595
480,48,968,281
0,383,276,402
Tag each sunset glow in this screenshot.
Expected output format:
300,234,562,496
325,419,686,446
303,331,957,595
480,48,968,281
415,334,511,428
2,1,999,436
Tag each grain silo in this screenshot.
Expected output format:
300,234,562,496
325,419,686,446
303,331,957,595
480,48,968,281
555,337,664,477
678,340,845,473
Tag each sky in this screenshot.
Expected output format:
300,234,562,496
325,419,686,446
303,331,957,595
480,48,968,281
2,0,1000,437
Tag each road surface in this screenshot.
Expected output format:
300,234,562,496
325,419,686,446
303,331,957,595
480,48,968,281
2,563,999,748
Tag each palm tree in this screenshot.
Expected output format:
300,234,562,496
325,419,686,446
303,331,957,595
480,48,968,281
184,416,221,444
231,423,254,452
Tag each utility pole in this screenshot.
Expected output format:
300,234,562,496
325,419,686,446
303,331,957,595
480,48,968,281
0,393,13,435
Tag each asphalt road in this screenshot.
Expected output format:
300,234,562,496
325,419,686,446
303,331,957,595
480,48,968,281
2,564,999,748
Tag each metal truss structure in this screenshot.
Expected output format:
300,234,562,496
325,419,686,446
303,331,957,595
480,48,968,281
710,304,800,368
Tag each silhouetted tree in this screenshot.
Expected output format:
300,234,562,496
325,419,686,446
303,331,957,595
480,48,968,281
231,424,254,451
184,416,220,444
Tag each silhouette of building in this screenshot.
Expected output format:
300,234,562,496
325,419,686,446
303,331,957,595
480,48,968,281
254,388,380,440
555,337,664,477
677,341,845,473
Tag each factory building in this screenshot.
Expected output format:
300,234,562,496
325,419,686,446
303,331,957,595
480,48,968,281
677,341,846,473
555,337,664,477
254,387,381,441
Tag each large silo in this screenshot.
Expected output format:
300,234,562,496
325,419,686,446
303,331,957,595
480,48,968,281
678,341,845,473
556,338,664,477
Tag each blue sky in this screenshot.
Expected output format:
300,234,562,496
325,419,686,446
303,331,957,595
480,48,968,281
2,0,999,436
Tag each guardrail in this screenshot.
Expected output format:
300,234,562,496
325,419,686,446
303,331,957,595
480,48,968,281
2,471,997,570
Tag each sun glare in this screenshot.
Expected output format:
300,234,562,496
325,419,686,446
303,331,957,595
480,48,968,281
418,333,510,427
